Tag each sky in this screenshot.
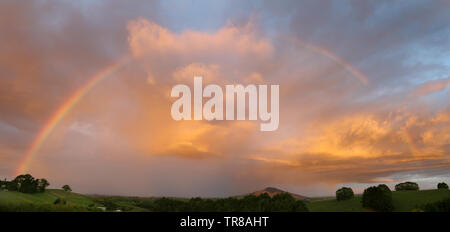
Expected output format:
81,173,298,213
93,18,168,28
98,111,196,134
0,0,450,197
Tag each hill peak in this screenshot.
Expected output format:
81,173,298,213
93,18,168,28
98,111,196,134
251,187,308,200
262,187,284,193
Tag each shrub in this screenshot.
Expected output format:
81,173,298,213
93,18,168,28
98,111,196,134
336,187,354,201
422,197,450,212
395,181,419,191
362,186,394,212
437,182,449,190
54,198,66,205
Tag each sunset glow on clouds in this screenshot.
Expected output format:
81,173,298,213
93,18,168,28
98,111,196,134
0,0,450,197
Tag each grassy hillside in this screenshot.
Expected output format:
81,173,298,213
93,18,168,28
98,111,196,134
392,189,450,211
307,189,450,212
0,189,156,212
0,189,94,206
0,189,97,211
307,196,367,212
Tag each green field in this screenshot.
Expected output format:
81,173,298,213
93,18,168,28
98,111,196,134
1,189,449,212
307,196,367,212
0,189,97,211
307,189,450,212
0,189,94,205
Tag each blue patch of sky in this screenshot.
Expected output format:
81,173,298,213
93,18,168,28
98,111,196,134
159,0,230,33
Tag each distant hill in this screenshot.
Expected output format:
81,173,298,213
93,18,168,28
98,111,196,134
251,187,309,200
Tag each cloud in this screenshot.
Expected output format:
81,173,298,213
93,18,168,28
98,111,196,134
172,63,221,84
411,77,450,96
247,108,450,184
68,121,96,137
127,18,273,59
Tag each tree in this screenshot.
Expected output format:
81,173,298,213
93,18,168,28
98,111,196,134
336,187,354,201
14,174,38,193
0,179,6,190
7,181,17,191
5,174,49,193
377,184,392,195
362,186,394,212
395,181,419,191
62,185,72,192
37,179,50,192
437,182,449,190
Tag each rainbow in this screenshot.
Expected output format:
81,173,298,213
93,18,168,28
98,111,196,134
292,38,369,85
303,43,369,85
15,41,371,176
16,57,129,176
404,129,420,155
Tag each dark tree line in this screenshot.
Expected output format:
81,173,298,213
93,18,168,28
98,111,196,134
136,193,309,212
0,174,49,193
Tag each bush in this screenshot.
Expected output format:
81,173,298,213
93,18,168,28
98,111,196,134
422,197,450,212
437,182,449,190
53,198,67,205
395,181,419,191
362,186,394,212
336,187,354,201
